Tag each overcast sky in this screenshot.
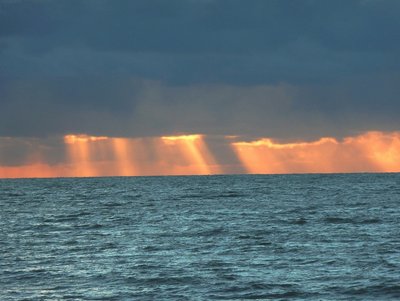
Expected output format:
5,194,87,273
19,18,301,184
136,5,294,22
1,0,399,139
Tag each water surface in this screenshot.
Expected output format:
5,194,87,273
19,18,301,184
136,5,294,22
1,174,399,300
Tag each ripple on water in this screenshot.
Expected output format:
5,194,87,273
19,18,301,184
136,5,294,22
1,174,399,300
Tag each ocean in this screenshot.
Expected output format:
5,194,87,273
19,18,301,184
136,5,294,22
1,174,399,300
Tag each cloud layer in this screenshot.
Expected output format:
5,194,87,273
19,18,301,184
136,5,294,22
0,0,399,139
1,131,400,178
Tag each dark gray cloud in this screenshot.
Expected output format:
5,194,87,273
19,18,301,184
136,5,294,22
1,76,399,140
1,0,400,83
0,136,66,166
0,0,399,139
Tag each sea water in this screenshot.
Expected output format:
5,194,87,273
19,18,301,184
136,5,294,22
1,174,399,300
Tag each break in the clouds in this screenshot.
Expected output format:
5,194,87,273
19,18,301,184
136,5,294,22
1,0,400,139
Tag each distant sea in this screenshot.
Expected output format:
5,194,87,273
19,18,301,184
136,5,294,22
1,174,400,300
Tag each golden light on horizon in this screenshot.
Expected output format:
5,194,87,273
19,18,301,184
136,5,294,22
64,134,103,177
160,134,221,175
349,131,400,172
64,134,108,144
112,138,138,176
232,131,400,174
0,163,69,179
1,131,399,179
0,133,222,178
161,134,201,141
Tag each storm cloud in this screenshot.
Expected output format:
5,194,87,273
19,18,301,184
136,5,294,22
0,0,399,139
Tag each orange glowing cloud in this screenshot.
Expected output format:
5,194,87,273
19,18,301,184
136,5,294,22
232,131,400,174
64,134,108,144
64,134,98,177
1,131,399,179
160,135,221,175
63,134,220,177
0,163,71,179
0,133,222,178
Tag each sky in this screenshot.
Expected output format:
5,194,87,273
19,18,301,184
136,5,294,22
1,0,400,177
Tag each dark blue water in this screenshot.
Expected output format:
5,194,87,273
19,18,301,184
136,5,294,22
1,174,400,300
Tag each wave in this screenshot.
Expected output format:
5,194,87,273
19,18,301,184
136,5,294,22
324,217,381,224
